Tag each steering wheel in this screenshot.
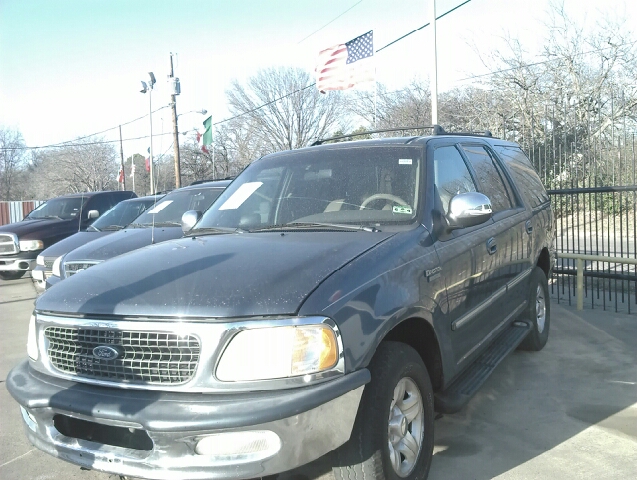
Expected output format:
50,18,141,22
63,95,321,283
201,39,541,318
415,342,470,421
360,194,408,210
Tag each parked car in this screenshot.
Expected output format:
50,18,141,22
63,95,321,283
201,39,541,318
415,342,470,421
31,194,165,288
7,128,554,480
44,180,230,288
0,190,136,280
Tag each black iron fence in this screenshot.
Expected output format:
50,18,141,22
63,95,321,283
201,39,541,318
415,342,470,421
506,105,637,313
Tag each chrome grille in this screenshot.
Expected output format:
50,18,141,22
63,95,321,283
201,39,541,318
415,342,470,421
0,234,18,255
64,261,100,276
44,327,200,384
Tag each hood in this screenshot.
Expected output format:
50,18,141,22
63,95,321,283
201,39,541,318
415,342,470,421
63,226,183,262
37,231,393,318
39,231,112,259
0,218,78,240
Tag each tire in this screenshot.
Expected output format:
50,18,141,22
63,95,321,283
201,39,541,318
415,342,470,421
0,271,26,280
332,341,434,480
518,266,550,351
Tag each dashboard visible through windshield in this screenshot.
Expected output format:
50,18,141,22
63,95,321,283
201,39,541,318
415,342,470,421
194,145,423,232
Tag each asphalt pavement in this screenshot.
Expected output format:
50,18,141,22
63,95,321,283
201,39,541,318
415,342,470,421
1,274,636,480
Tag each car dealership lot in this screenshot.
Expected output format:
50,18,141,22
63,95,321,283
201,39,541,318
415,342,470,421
1,275,636,480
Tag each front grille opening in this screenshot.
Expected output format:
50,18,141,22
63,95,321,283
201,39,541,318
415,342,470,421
53,414,153,451
44,327,200,385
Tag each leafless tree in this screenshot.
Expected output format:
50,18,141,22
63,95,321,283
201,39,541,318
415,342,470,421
226,67,346,152
29,138,119,198
0,127,28,200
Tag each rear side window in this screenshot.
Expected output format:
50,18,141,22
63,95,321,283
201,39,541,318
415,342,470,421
495,146,549,209
433,145,477,215
460,145,514,213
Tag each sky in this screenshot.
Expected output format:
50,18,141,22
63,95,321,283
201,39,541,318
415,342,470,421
1,0,635,159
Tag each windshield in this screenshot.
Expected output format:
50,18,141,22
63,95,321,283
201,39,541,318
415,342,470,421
129,187,224,227
25,197,85,220
89,197,161,231
194,145,422,231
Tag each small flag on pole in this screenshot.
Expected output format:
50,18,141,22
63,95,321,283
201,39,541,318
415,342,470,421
316,30,375,93
117,167,124,183
202,116,212,153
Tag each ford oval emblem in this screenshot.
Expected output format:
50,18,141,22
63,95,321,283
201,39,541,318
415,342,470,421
92,345,120,360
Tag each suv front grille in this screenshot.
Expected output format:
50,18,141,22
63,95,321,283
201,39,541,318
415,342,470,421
0,234,18,255
64,261,100,276
44,327,200,384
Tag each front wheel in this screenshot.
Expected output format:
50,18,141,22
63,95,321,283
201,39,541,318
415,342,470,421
0,271,26,280
518,266,550,351
333,342,434,480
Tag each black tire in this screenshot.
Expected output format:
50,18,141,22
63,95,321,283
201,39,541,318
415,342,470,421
0,271,26,280
518,266,550,351
332,341,434,480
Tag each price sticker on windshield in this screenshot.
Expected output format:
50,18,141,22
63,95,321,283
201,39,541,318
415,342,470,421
146,200,173,214
393,205,413,214
398,159,412,165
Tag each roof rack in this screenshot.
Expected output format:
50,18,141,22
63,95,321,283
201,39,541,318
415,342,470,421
189,176,235,186
438,130,493,138
311,125,445,146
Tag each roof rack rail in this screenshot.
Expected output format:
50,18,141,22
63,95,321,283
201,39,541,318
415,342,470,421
189,176,235,186
438,130,493,137
311,125,445,146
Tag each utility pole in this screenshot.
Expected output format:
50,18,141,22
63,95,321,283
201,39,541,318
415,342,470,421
169,53,182,188
430,0,439,125
119,125,126,190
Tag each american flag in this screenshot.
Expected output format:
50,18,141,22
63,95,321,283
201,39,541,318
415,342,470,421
316,31,375,92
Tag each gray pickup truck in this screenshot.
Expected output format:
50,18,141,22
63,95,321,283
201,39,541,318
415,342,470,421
7,127,554,480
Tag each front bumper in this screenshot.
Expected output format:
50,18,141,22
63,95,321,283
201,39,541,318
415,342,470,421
0,254,36,272
6,360,369,480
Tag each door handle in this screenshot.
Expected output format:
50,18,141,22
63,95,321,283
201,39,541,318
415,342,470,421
486,237,497,255
525,220,533,235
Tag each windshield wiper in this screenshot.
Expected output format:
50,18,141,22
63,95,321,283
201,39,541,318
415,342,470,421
187,226,246,237
249,222,380,232
40,215,63,220
87,225,100,232
99,225,124,231
151,221,182,227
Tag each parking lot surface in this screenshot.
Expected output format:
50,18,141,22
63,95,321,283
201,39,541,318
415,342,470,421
1,275,636,480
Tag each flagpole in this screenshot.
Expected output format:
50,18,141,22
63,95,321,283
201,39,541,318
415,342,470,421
430,0,439,125
374,67,378,130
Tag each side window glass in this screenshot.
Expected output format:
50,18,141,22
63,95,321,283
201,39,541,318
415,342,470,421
461,145,513,213
495,146,549,209
433,145,477,215
86,195,112,217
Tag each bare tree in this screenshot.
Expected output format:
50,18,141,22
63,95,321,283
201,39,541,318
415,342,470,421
0,127,28,200
226,67,346,152
29,138,119,198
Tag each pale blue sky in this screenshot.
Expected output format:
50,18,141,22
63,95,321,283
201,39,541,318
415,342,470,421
1,0,634,157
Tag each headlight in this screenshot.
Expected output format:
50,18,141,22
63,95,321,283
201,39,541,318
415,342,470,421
27,315,38,361
19,239,44,251
216,324,339,382
52,256,63,278
36,255,45,266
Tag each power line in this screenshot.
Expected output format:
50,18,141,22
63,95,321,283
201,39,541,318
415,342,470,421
297,0,364,44
453,40,637,83
8,1,471,150
212,0,473,129
1,131,175,151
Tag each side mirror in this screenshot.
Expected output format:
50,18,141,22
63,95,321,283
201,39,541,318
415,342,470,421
181,210,202,233
87,210,100,220
447,192,492,230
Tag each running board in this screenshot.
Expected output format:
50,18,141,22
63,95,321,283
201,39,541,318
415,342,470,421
434,322,531,414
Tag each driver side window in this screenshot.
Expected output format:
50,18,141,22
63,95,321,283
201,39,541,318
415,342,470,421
433,146,477,215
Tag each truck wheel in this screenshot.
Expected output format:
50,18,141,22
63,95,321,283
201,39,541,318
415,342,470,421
333,341,434,480
0,271,25,280
518,266,550,351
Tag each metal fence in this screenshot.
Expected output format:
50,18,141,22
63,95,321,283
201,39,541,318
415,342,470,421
509,102,637,313
0,200,46,226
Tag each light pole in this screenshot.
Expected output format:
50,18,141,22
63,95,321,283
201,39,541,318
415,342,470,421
140,72,156,194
